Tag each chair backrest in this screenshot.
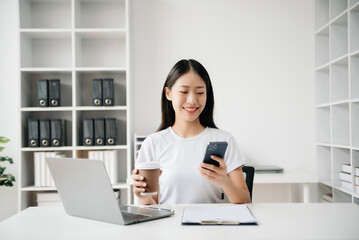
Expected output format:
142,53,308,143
242,166,255,201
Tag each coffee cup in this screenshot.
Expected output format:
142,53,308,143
136,162,160,196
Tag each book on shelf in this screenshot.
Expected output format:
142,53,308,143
356,185,359,194
34,151,65,187
88,150,118,184
356,176,359,185
342,164,351,174
36,192,62,207
356,167,359,176
339,172,351,183
321,193,333,203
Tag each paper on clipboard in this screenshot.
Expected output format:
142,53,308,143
181,205,257,225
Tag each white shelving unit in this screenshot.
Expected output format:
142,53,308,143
315,0,359,204
18,0,132,210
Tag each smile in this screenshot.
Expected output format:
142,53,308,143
183,107,199,114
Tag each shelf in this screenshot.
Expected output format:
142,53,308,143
331,100,349,106
21,147,74,152
19,0,71,29
330,0,347,21
21,111,73,148
20,31,72,68
330,13,348,61
315,26,329,67
21,107,73,112
75,0,126,29
21,186,57,192
317,146,331,181
76,110,127,146
18,0,131,210
315,0,329,30
76,106,127,111
75,145,127,151
351,55,359,99
75,31,126,68
350,1,359,9
333,185,353,198
350,6,359,53
315,66,330,105
75,71,127,106
20,70,72,108
331,103,350,145
352,103,359,147
316,107,331,143
332,147,351,187
331,144,351,149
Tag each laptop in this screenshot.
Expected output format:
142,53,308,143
254,165,284,174
46,157,174,225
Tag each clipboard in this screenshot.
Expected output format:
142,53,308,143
181,205,257,225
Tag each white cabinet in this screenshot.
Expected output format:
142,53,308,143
315,0,359,203
18,0,132,210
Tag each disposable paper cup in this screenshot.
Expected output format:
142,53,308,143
136,162,160,196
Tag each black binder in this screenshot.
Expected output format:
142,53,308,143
92,79,103,106
49,79,61,107
39,119,50,147
51,119,65,147
94,118,105,146
103,78,114,106
83,119,94,146
38,79,48,107
28,119,39,147
105,118,116,145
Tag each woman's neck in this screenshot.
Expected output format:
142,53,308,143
171,119,205,138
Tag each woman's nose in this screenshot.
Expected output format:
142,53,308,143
187,92,197,104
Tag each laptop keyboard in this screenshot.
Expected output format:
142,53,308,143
121,211,150,222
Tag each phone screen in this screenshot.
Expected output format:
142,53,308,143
203,141,228,167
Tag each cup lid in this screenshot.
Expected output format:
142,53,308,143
136,161,160,170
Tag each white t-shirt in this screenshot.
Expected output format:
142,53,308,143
135,127,245,204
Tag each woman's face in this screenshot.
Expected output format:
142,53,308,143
165,70,207,124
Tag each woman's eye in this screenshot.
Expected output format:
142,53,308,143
197,92,205,95
180,91,188,94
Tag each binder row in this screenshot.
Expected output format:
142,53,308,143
88,150,118,184
34,152,65,187
28,119,66,147
83,118,117,146
38,79,61,107
93,78,114,106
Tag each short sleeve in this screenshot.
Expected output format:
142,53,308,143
135,136,156,168
224,134,245,174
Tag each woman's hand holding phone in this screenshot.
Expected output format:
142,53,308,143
199,155,230,188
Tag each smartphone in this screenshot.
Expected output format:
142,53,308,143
203,141,228,167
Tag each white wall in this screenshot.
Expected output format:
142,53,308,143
131,0,316,173
0,0,20,221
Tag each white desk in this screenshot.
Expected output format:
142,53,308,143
1,203,358,240
254,170,318,203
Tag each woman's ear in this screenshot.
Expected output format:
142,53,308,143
165,87,172,101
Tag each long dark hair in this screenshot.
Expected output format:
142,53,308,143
157,59,217,131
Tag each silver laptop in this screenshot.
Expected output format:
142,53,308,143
254,165,284,173
46,157,174,225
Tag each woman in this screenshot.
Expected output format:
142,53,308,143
132,59,250,205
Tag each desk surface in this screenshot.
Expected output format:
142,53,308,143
0,203,358,240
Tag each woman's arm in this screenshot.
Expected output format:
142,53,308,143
198,155,251,204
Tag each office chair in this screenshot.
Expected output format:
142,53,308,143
242,166,255,201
